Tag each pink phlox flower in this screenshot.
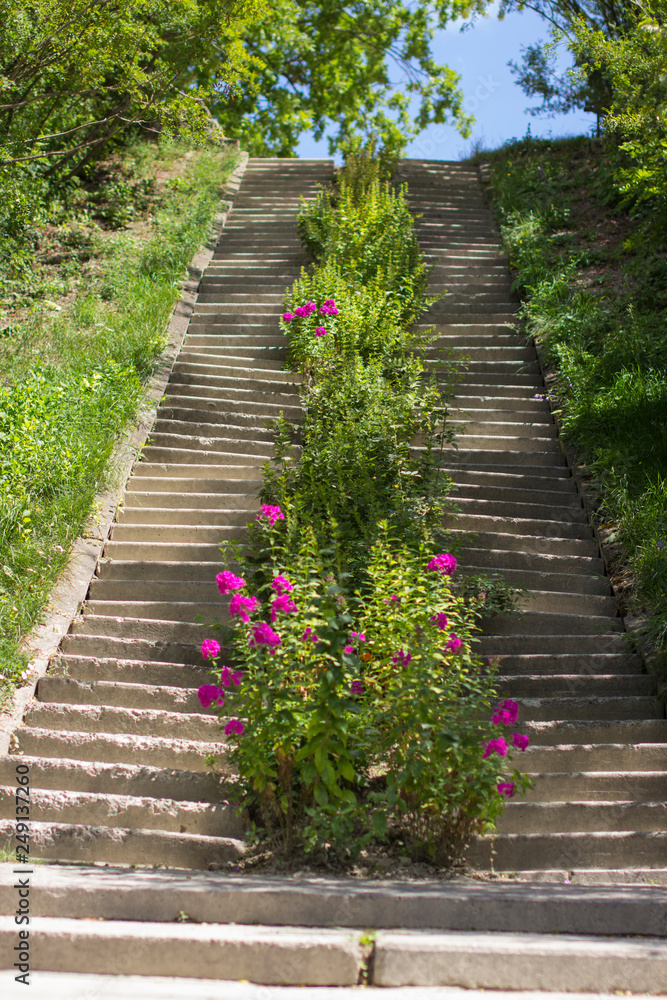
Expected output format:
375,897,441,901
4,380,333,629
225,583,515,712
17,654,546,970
219,665,242,688
429,612,449,630
301,627,320,644
492,699,519,726
383,594,399,604
225,718,245,737
392,649,411,667
198,684,225,708
282,312,294,322
249,622,282,648
216,571,246,595
426,552,457,575
445,634,462,653
512,732,530,751
315,326,327,337
350,631,366,642
270,594,298,622
200,638,221,661
229,593,259,623
350,680,364,695
304,301,317,314
294,306,307,318
271,574,294,595
497,781,515,798
482,736,508,759
258,504,285,526
343,645,354,654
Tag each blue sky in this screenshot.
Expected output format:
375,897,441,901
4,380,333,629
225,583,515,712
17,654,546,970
296,4,597,161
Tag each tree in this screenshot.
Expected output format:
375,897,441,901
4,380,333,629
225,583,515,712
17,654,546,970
212,0,484,156
0,0,265,174
496,0,640,122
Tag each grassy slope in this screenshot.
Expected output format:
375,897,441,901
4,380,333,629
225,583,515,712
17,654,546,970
477,135,667,694
0,139,238,702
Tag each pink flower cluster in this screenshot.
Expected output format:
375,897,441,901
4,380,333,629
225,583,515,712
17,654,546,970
430,612,448,631
249,622,281,649
492,699,519,726
444,634,462,653
258,504,284,526
426,552,457,576
497,781,515,798
350,631,366,642
319,299,339,316
392,648,411,668
225,718,245,736
315,326,327,337
216,571,246,595
270,593,298,622
197,665,243,709
271,574,293,595
301,627,320,644
200,638,221,661
229,593,259,623
350,680,364,696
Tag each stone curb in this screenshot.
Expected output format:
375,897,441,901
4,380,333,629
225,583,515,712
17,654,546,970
0,150,250,755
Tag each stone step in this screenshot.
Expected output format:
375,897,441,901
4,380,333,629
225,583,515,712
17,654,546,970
0,916,361,985
49,653,212,686
446,529,598,558
0,784,242,836
0,820,244,868
519,589,617,616
83,598,221,622
493,653,642,676
453,495,588,522
476,634,627,656
462,563,609,596
138,447,265,467
110,523,245,542
130,463,265,481
500,673,652,697
523,770,667,801
37,676,212,714
497,800,667,834
144,431,280,457
69,614,208,642
0,754,224,800
468,830,667,872
122,477,261,495
454,481,581,504
116,507,256,527
103,540,243,562
60,633,206,663
520,743,667,772
482,610,622,636
14,726,223,770
519,697,663,723
24,700,220,741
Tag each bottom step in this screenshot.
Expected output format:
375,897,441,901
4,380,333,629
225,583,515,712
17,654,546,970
1,919,666,992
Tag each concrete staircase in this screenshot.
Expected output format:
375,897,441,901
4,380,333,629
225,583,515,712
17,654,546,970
399,158,667,884
1,157,667,993
0,157,333,869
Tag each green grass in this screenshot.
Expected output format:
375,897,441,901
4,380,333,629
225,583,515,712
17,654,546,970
0,139,238,703
477,134,667,678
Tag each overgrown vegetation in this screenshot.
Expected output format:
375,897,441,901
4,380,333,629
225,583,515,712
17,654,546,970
0,140,238,704
481,133,667,693
202,149,530,868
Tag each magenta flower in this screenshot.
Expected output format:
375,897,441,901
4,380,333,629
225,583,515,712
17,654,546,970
350,631,366,642
249,622,281,648
493,699,520,726
198,684,225,708
301,628,319,644
445,634,462,653
229,593,259,623
482,736,508,759
315,326,327,337
271,574,294,595
282,312,294,322
220,666,243,688
430,612,449,631
350,680,364,696
426,552,457,576
200,638,221,661
383,594,399,604
513,733,530,751
258,504,285,526
216,571,246,595
497,781,515,798
304,301,317,313
294,306,307,318
225,718,245,737
343,644,354,654
392,649,411,668
270,594,298,622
